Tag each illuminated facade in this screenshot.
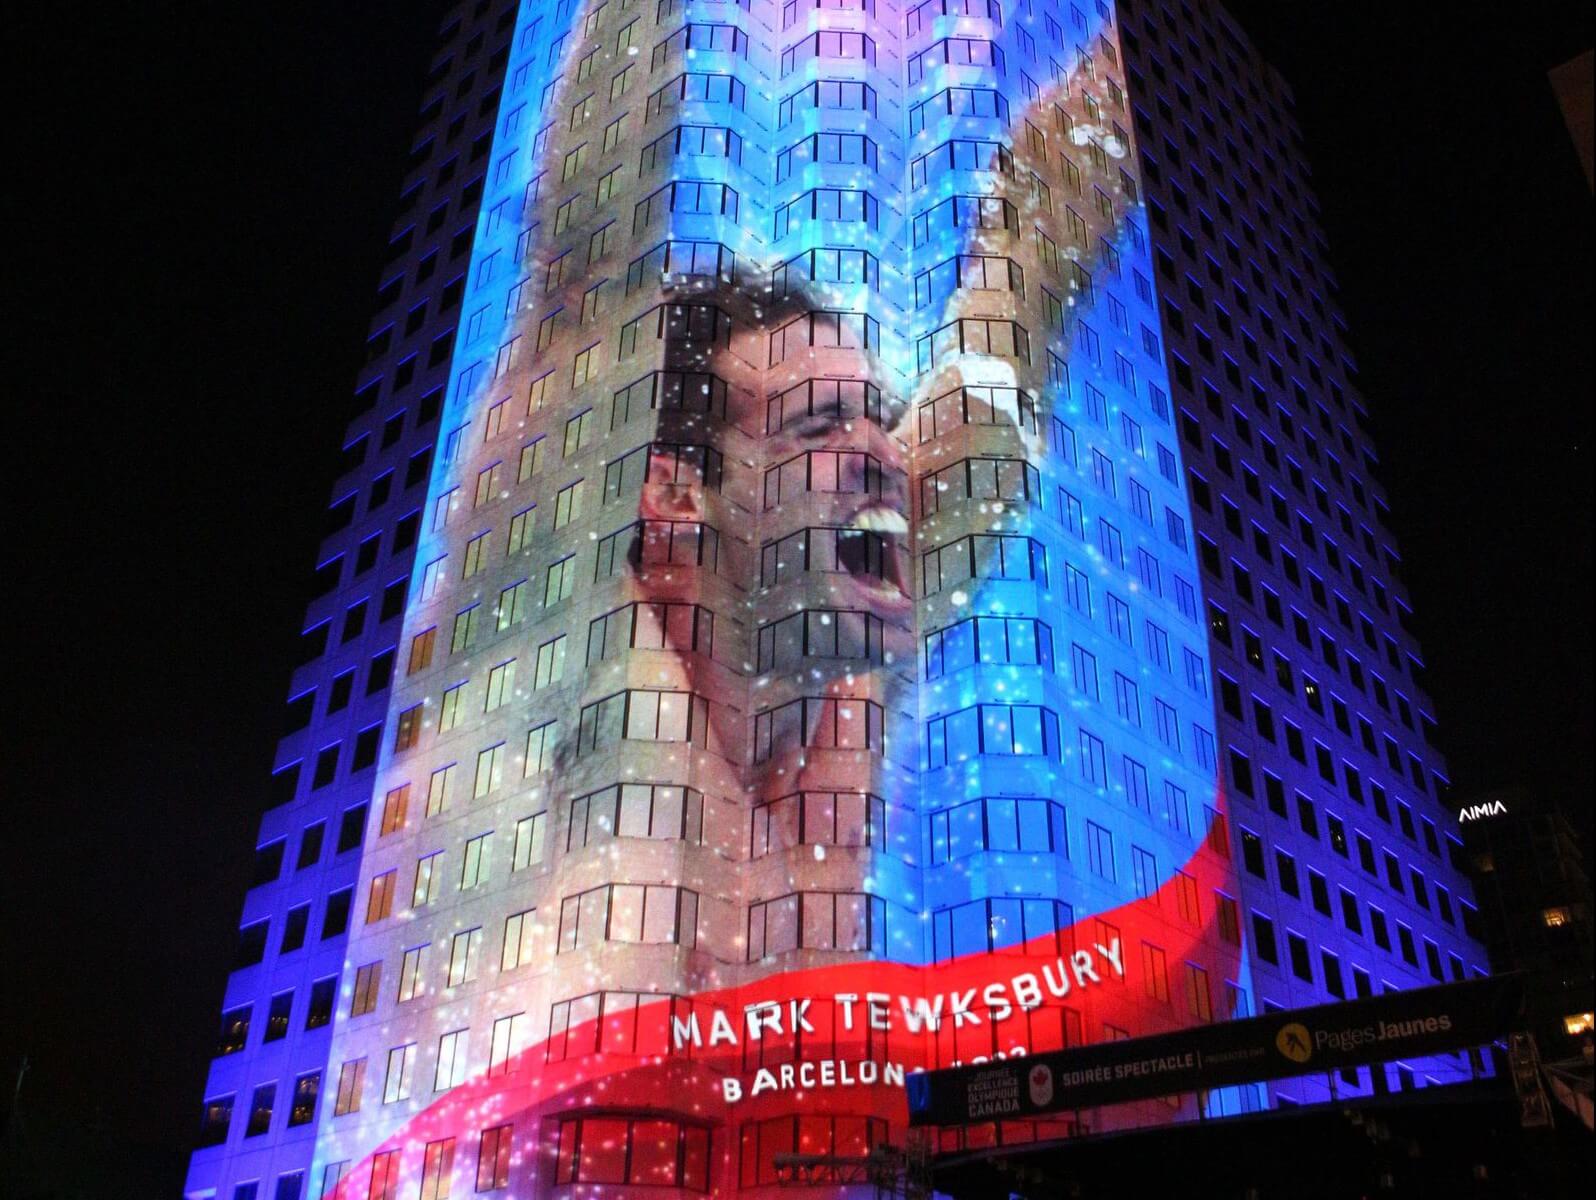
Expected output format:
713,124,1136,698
185,2,1487,1198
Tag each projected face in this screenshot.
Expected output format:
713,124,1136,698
621,325,917,810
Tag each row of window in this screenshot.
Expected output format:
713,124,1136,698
1238,816,1477,946
1211,605,1443,800
1249,905,1474,993
267,1112,891,1195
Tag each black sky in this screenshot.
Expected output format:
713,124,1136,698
4,2,1591,1194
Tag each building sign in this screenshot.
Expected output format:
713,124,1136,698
1458,799,1509,823
906,974,1523,1125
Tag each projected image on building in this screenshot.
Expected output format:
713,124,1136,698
177,3,1493,1198
301,2,1251,1193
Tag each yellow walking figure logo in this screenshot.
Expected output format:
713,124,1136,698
1276,1024,1314,1064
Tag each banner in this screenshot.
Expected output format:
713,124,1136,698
907,974,1522,1125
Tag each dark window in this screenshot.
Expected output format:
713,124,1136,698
287,1074,320,1129
251,840,286,887
311,744,340,788
296,622,329,666
245,1082,275,1137
271,759,300,807
326,671,355,714
1252,912,1278,964
366,648,396,695
381,577,409,621
1308,871,1331,916
305,977,336,1029
1240,828,1265,877
1263,773,1285,817
368,470,394,510
352,724,382,771
280,904,310,954
264,991,293,1042
282,690,315,734
1287,932,1312,981
382,411,406,448
418,387,444,425
310,555,343,598
233,921,269,970
392,509,421,551
355,533,381,575
337,805,369,854
320,889,352,939
296,822,325,869
216,1006,251,1056
325,493,357,534
197,1095,234,1148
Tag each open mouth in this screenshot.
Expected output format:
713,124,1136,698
842,503,911,609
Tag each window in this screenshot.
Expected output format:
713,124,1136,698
420,1139,456,1200
439,683,465,732
577,689,709,754
525,721,559,775
547,990,690,1063
198,1094,235,1147
1086,821,1115,881
928,797,1062,863
545,554,577,605
930,896,1075,962
474,743,504,797
534,636,568,689
497,580,531,631
747,891,887,959
379,786,409,837
383,1043,417,1104
413,851,443,907
242,1081,277,1137
460,832,491,890
435,1029,470,1092
447,927,483,988
502,908,538,971
1252,912,1278,964
512,811,547,870
451,605,480,652
426,763,457,816
553,480,583,528
477,1124,514,1190
398,945,426,1002
924,615,1053,678
925,703,1059,767
556,1116,708,1190
216,1005,251,1056
558,883,699,952
1142,942,1170,1003
365,871,395,924
755,696,886,761
368,1151,400,1199
592,601,716,663
351,962,381,1016
569,783,705,849
305,977,335,1029
740,1114,885,1188
287,1072,317,1129
332,1059,365,1116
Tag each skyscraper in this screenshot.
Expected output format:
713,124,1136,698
185,2,1489,1197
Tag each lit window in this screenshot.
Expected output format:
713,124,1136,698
1542,907,1570,928
1564,1012,1594,1036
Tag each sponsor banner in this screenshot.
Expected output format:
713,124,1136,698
907,974,1523,1125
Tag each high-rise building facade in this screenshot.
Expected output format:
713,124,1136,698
184,2,1488,1198
1114,0,1489,1074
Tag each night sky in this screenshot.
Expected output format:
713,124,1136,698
4,2,1590,1193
